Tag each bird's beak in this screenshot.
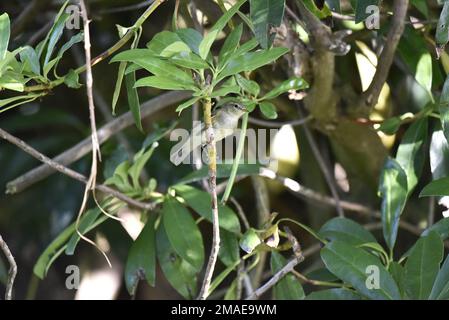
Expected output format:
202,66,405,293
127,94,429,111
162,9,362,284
242,107,249,113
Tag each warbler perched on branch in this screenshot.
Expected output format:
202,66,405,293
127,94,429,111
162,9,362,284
170,102,248,166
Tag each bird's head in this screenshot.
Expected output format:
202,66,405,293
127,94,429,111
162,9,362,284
221,102,248,118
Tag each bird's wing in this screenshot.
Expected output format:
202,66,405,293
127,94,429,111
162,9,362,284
170,123,205,166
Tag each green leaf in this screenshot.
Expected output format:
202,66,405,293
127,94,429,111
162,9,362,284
235,74,260,96
176,96,201,114
34,225,74,279
250,0,285,49
318,217,377,246
19,46,40,75
377,117,402,135
146,31,191,57
436,0,449,49
33,208,109,279
125,215,157,295
65,207,102,255
306,268,339,283
219,47,289,80
379,157,408,250
177,163,261,185
415,52,432,95
0,13,10,60
162,196,204,271
422,218,449,240
404,231,443,299
395,117,428,195
303,0,332,19
430,129,449,180
218,38,259,71
211,85,241,98
43,12,71,66
198,0,247,59
429,253,449,300
410,0,428,18
420,177,449,197
156,224,197,299
261,77,309,100
112,50,194,86
135,76,194,91
44,32,84,78
128,142,158,189
64,69,81,89
355,0,379,24
0,71,26,92
439,73,449,144
239,228,262,253
218,24,243,66
125,71,143,132
389,262,406,299
270,251,305,300
259,101,278,119
169,51,209,69
321,241,401,300
306,288,361,300
172,184,241,234
175,28,203,55
112,61,127,114
218,229,240,267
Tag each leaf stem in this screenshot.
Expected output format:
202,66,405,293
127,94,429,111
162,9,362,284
221,113,248,204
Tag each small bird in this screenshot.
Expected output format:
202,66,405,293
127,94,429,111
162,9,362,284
170,102,248,166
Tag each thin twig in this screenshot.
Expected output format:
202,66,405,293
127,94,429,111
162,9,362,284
197,97,220,300
245,255,304,300
0,129,155,211
298,106,345,217
248,115,312,128
0,235,17,300
358,0,409,112
230,197,250,230
6,91,190,194
76,0,108,265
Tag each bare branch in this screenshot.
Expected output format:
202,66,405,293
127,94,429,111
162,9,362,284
358,0,409,112
6,91,190,194
198,97,220,300
0,234,17,300
0,128,156,211
246,255,304,300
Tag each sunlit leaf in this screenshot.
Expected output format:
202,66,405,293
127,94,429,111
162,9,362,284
125,215,157,295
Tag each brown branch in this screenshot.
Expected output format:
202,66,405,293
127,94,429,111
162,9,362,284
0,235,17,300
0,128,156,211
197,97,220,300
245,257,301,300
6,90,190,194
358,0,409,113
